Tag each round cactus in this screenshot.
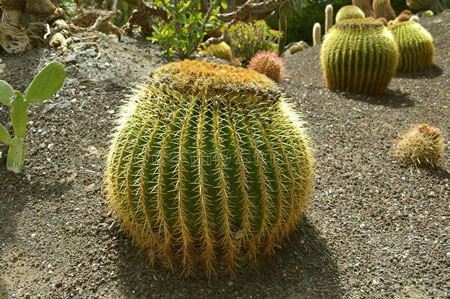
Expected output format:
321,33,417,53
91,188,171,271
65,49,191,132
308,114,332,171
422,9,434,16
388,20,434,72
105,60,314,277
199,42,233,62
352,0,376,17
247,51,284,83
320,19,399,96
335,5,366,23
373,0,397,21
394,124,445,167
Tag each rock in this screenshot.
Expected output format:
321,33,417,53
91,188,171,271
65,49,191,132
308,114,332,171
64,54,78,64
43,100,71,114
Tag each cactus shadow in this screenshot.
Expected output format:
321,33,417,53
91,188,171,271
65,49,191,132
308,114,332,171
421,166,450,180
0,166,71,296
340,89,415,108
114,216,342,298
394,65,443,79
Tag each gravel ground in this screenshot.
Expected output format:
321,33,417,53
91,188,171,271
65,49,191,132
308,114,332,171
0,14,449,298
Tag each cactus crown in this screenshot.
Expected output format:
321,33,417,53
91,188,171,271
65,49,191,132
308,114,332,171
151,60,280,101
335,18,385,29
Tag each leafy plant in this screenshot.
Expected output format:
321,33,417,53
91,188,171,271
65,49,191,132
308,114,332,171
228,20,282,64
0,62,66,173
148,0,226,58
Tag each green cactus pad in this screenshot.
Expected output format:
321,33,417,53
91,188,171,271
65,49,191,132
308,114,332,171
105,60,314,277
336,5,365,23
388,21,434,72
321,19,399,96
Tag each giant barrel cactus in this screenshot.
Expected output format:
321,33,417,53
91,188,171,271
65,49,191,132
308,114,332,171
388,20,434,72
321,19,399,96
105,60,314,276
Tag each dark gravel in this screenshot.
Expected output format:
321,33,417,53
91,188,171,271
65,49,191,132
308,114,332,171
0,13,449,299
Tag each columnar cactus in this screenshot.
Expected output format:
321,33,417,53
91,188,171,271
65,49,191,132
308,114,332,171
313,22,321,46
373,0,397,21
105,60,314,277
335,5,366,23
320,19,399,96
248,51,284,83
325,4,334,33
388,20,434,72
198,42,233,62
394,124,445,167
406,0,433,11
352,0,376,17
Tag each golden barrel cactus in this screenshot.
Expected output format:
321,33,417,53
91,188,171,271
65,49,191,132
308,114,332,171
105,60,314,276
335,5,366,23
320,19,399,96
388,20,434,72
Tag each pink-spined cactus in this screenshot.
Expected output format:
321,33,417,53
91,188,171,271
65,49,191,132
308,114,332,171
247,51,285,83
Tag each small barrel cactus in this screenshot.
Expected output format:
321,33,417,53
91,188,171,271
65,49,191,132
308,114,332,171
198,42,233,62
248,51,284,83
406,0,433,11
394,10,413,22
289,41,308,55
321,18,399,96
335,5,366,23
388,20,434,72
394,124,445,167
422,9,435,16
105,60,314,277
352,0,376,17
373,0,397,21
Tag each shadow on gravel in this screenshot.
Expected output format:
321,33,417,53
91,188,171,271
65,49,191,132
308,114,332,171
0,166,71,296
422,166,450,180
114,216,341,298
341,89,415,108
395,65,443,79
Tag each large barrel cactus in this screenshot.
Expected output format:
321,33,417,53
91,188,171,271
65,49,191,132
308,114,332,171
105,60,314,276
388,20,434,72
321,19,399,96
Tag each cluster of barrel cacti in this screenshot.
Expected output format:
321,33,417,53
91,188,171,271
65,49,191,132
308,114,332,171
321,18,399,95
105,60,314,277
394,124,445,167
248,51,284,83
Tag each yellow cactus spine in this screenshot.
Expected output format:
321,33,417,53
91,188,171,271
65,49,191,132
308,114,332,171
320,19,399,96
373,0,397,21
105,60,314,277
388,20,434,72
335,5,366,23
325,4,334,33
313,22,321,46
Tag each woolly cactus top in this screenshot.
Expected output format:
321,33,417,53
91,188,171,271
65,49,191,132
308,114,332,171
150,60,281,101
387,19,421,30
335,18,386,30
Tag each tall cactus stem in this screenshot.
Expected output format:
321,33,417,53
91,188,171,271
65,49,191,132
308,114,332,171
313,22,321,46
